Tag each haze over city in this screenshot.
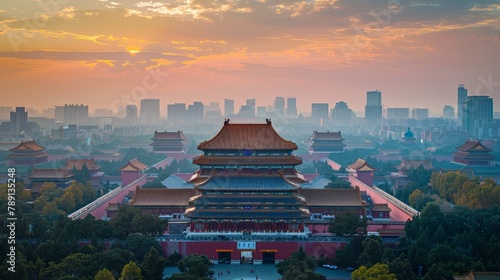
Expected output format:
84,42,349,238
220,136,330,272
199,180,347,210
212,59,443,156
1,0,500,113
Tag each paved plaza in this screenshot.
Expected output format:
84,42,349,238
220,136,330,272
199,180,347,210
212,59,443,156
164,263,352,280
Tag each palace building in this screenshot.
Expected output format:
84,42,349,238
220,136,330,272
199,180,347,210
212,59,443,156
186,119,310,236
305,131,346,153
453,140,495,166
150,130,189,153
8,140,49,166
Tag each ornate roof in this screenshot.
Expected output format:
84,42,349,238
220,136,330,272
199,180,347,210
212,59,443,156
403,127,414,138
198,120,297,150
396,158,433,171
196,175,299,190
191,194,305,206
308,131,345,141
128,188,196,206
347,158,375,172
186,208,310,219
456,140,492,152
9,140,45,152
30,168,73,179
65,158,100,171
151,130,187,141
119,158,148,171
301,188,367,207
192,155,302,166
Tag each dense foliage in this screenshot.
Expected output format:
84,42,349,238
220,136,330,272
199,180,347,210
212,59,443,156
276,247,325,280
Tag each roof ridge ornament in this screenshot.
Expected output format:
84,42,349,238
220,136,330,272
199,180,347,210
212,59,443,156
266,118,272,125
224,119,230,125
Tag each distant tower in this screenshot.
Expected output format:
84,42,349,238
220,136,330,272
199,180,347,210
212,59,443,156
224,99,234,117
462,96,493,136
287,97,297,119
457,84,467,121
140,99,160,123
125,105,138,119
365,90,382,126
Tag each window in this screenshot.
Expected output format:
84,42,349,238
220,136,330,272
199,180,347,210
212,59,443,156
194,223,204,231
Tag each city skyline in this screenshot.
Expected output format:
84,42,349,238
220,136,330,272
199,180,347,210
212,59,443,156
1,1,499,113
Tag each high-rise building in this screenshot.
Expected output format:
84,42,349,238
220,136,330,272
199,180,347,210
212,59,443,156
64,104,88,125
311,103,329,126
256,106,267,118
140,99,160,123
246,99,256,115
462,96,493,134
54,106,65,123
125,105,138,119
224,99,234,117
331,101,353,126
365,90,382,126
412,108,429,120
10,107,28,134
457,84,468,120
443,105,454,119
0,106,11,121
188,102,204,122
386,108,410,119
167,103,187,123
274,97,285,116
287,97,297,119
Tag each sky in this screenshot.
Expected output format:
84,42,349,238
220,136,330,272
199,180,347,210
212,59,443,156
0,0,499,115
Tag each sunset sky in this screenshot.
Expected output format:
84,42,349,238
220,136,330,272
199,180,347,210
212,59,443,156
0,0,499,115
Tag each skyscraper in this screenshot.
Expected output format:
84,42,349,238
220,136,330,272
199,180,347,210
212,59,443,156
331,101,353,127
10,107,28,134
224,99,234,117
167,103,187,123
64,104,88,125
386,108,410,119
411,108,429,120
365,90,382,126
443,105,454,119
311,103,329,126
462,96,493,134
188,102,204,122
125,105,138,119
274,97,285,116
287,97,297,119
140,99,160,123
457,84,467,120
246,99,256,116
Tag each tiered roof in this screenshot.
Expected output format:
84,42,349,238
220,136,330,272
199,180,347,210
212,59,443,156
302,188,367,207
308,131,345,141
9,140,45,152
198,119,297,150
456,140,492,152
196,176,299,190
151,130,187,141
347,158,375,172
454,140,495,161
192,155,302,166
65,158,100,171
119,158,148,171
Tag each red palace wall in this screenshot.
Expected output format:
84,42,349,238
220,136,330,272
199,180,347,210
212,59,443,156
160,241,347,261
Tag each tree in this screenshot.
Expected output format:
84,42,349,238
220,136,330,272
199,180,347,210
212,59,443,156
423,263,453,280
329,210,367,236
166,251,183,267
388,258,416,280
95,268,115,280
140,247,166,280
352,263,397,280
125,234,163,261
358,236,384,266
276,247,324,280
119,261,144,280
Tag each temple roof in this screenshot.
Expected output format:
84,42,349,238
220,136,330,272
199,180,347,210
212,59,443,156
105,202,120,211
29,168,73,179
197,175,299,190
119,158,148,171
396,158,433,171
128,188,196,206
186,208,310,219
192,155,302,166
151,130,187,141
9,140,45,152
403,127,414,138
65,158,100,171
302,188,367,207
308,131,345,141
192,194,305,206
347,158,375,172
372,203,391,212
198,120,297,150
456,140,492,152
